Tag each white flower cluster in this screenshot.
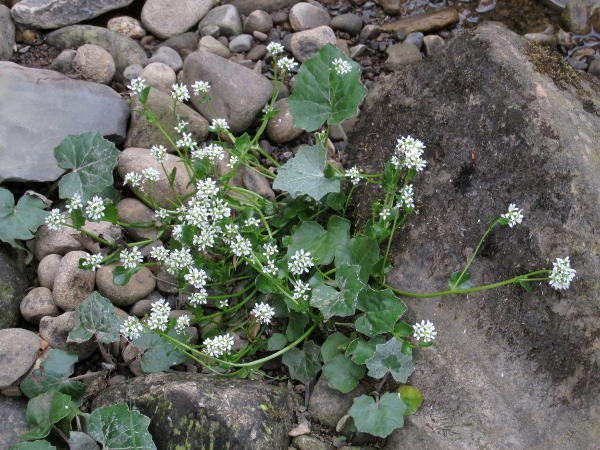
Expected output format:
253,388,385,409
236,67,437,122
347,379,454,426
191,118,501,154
83,253,103,271
151,145,169,164
380,208,391,221
191,143,225,162
288,250,314,276
188,290,208,307
176,132,196,149
175,315,190,334
120,246,143,269
66,193,82,213
262,243,279,276
127,78,146,96
45,209,66,231
413,320,437,343
266,42,284,56
345,166,362,185
332,58,352,75
398,184,415,210
192,80,210,96
184,267,208,290
204,334,234,358
392,136,427,172
501,203,524,228
120,316,143,340
209,118,229,133
251,302,275,325
292,280,311,302
147,298,171,332
85,196,105,221
171,83,190,102
548,256,576,290
277,56,297,72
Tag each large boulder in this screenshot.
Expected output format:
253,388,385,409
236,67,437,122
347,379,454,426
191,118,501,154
141,0,213,40
347,22,600,449
0,244,28,329
0,62,129,182
93,372,300,450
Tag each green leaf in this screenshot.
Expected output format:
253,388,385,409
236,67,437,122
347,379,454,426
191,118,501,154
255,274,277,294
10,441,57,450
325,192,346,212
310,265,364,319
393,322,414,338
281,340,322,384
88,403,157,450
345,336,386,364
519,280,533,292
267,333,288,351
399,385,423,416
273,144,340,201
54,131,120,203
355,287,407,337
0,188,49,249
133,329,188,373
287,43,367,131
112,265,140,286
322,354,366,393
21,391,75,441
321,332,352,364
68,291,123,344
448,270,472,290
20,349,86,401
286,312,309,341
68,431,100,449
348,393,406,438
286,216,350,265
334,237,380,282
365,338,415,383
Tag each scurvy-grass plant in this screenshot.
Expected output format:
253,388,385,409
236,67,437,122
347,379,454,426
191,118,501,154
8,44,576,446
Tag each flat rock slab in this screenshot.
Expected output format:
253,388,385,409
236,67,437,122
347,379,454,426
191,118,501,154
347,22,600,450
0,396,29,449
93,372,300,450
0,62,128,182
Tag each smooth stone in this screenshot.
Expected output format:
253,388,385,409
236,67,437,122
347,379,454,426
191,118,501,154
293,435,335,450
117,148,194,209
96,263,156,307
20,287,61,325
588,59,600,77
560,0,591,35
148,46,183,72
0,245,28,329
350,43,367,59
73,44,116,84
0,329,39,387
198,35,232,58
39,312,98,360
308,376,369,428
405,31,424,49
524,32,557,46
48,48,76,73
385,42,422,70
200,24,220,38
52,251,96,311
128,298,154,317
198,5,243,38
379,0,401,15
126,87,209,149
37,254,62,289
253,30,267,42
93,372,300,450
46,25,148,73
0,396,29,449
380,7,459,35
290,26,337,63
0,62,129,183
592,7,600,33
329,13,363,36
242,167,275,201
266,98,303,144
476,0,498,13
156,32,199,59
139,62,176,93
155,268,178,294
116,198,159,241
0,5,15,60
123,63,143,80
423,34,444,55
228,0,301,16
360,24,380,41
11,0,134,29
247,44,267,61
243,10,273,34
229,34,253,53
289,2,330,31
183,51,273,134
141,0,213,40
107,16,146,39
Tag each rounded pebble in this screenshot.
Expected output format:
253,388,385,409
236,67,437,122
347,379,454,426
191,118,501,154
20,287,61,325
52,251,96,311
96,263,156,307
37,253,62,289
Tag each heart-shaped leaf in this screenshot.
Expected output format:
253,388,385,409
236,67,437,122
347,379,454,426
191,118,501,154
355,287,407,337
448,270,472,290
310,265,364,319
133,329,189,373
398,385,424,416
348,393,406,438
334,237,380,282
365,338,415,383
281,340,321,384
286,216,350,265
322,354,366,393
20,391,77,441
0,188,49,249
88,403,156,450
68,291,123,344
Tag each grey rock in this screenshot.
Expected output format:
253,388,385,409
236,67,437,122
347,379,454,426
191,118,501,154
293,435,335,450
11,0,134,29
308,376,369,428
37,254,63,289
48,48,76,73
198,5,243,38
20,286,60,325
116,198,159,241
0,62,129,183
593,6,600,33
229,0,301,16
360,24,380,41
0,329,39,387
123,63,143,80
141,0,212,40
52,251,96,311
156,32,199,58
290,26,337,62
96,263,156,307
244,10,273,34
385,42,422,70
198,35,231,58
0,245,27,330
588,58,600,78
329,13,363,36
379,0,402,15
524,32,557,46
117,148,194,209
423,34,444,55
0,5,15,61
155,268,178,294
266,98,303,143
247,44,268,61
253,30,268,42
128,298,154,317
380,7,459,35
242,167,275,201
183,51,273,134
46,25,148,73
229,34,254,53
73,43,116,84
39,311,98,360
125,87,209,149
404,31,424,49
107,16,146,39
148,46,183,72
139,62,177,93
347,22,600,450
0,396,28,449
350,43,367,59
200,24,220,38
561,0,591,34
289,2,330,31
93,372,300,450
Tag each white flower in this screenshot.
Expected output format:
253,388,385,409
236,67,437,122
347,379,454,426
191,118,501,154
127,77,146,96
85,196,105,221
216,298,229,309
45,209,66,231
123,172,143,189
188,289,208,307
501,203,524,228
196,178,220,199
210,198,231,220
150,246,169,262
147,298,171,332
192,80,211,96
398,184,415,210
204,334,234,358
292,280,311,302
174,120,188,134
345,166,362,185
263,243,278,259
413,320,437,343
277,56,297,72
121,246,143,269
83,253,103,271
120,316,143,340
175,315,191,334
193,225,219,251
245,217,260,227
171,83,190,102
262,104,274,115
230,236,253,257
262,260,278,276
332,58,352,75
156,208,170,220
66,193,82,213
266,42,284,55
165,247,194,274
227,155,239,168
548,256,576,290
184,267,208,290
288,249,314,275
251,302,275,325
209,118,230,133
395,135,427,171
151,145,169,163
380,208,391,221
176,132,195,149
142,167,161,182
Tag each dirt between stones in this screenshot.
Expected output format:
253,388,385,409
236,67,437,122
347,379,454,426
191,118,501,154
347,22,600,449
